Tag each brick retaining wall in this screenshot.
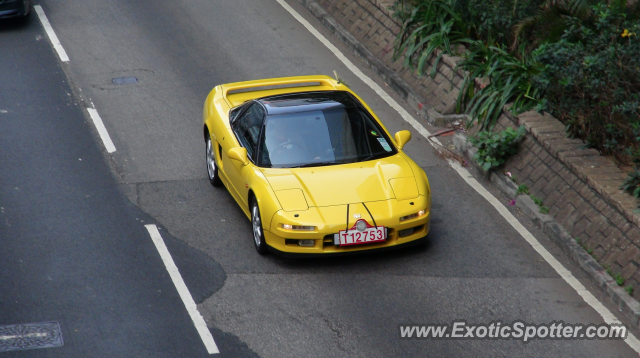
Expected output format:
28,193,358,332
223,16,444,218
316,0,465,114
493,112,640,291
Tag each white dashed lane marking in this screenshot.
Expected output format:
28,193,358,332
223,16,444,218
145,224,220,354
34,5,69,62
87,108,116,153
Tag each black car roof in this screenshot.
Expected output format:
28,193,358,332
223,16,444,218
258,91,359,115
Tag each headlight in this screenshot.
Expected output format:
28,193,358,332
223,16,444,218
399,209,426,222
281,224,315,231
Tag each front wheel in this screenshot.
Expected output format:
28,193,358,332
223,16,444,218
206,136,222,187
251,199,268,255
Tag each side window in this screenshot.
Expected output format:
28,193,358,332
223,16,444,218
234,103,265,160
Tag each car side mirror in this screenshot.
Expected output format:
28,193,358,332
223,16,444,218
228,147,249,165
394,130,411,150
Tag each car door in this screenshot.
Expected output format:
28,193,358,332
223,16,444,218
225,102,265,211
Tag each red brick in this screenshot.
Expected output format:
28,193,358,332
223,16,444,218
617,245,640,266
541,176,563,196
566,201,591,228
571,216,591,238
545,189,564,208
530,165,547,182
555,200,577,224
622,261,639,280
601,249,621,266
584,215,609,238
531,178,550,198
619,239,633,250
627,226,640,246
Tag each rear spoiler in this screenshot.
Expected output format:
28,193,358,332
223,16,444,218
220,75,339,101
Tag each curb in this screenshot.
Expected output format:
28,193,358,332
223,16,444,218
453,132,640,328
295,0,461,127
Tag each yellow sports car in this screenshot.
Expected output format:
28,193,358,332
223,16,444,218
203,75,431,255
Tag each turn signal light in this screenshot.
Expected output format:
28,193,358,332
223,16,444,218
281,224,315,231
400,210,427,222
298,240,315,247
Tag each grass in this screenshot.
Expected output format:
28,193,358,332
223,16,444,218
531,195,543,206
516,184,529,195
626,286,635,296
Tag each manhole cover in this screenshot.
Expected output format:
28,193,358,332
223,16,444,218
0,322,64,352
112,76,138,85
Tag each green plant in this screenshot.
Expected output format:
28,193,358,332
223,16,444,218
575,237,581,244
533,2,640,165
620,166,640,206
456,43,544,129
605,265,613,276
615,272,626,286
530,195,543,205
626,285,634,295
539,205,550,214
468,126,526,170
509,175,518,183
514,0,600,43
393,0,470,77
516,184,530,195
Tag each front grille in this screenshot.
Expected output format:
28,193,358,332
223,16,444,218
398,225,424,238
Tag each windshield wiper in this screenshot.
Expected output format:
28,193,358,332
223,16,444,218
292,161,339,168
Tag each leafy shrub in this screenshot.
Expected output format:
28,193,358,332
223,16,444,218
393,0,470,77
456,43,544,129
620,167,640,206
626,285,634,296
533,2,640,164
468,126,526,170
394,0,545,129
461,0,545,45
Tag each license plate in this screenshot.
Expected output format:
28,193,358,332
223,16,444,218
334,226,386,246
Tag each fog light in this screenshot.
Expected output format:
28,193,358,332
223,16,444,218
298,239,315,247
281,224,315,231
292,225,315,231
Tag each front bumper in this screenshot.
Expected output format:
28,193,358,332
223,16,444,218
263,209,430,255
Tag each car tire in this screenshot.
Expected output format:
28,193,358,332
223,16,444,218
251,198,268,255
206,135,222,187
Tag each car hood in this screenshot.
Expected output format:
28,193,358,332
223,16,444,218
261,154,419,209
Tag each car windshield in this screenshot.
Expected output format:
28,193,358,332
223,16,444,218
257,103,396,168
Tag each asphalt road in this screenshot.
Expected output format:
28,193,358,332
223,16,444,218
0,0,637,357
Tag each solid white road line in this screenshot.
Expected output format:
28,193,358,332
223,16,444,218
86,108,116,153
145,224,220,355
276,0,640,352
33,5,70,62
